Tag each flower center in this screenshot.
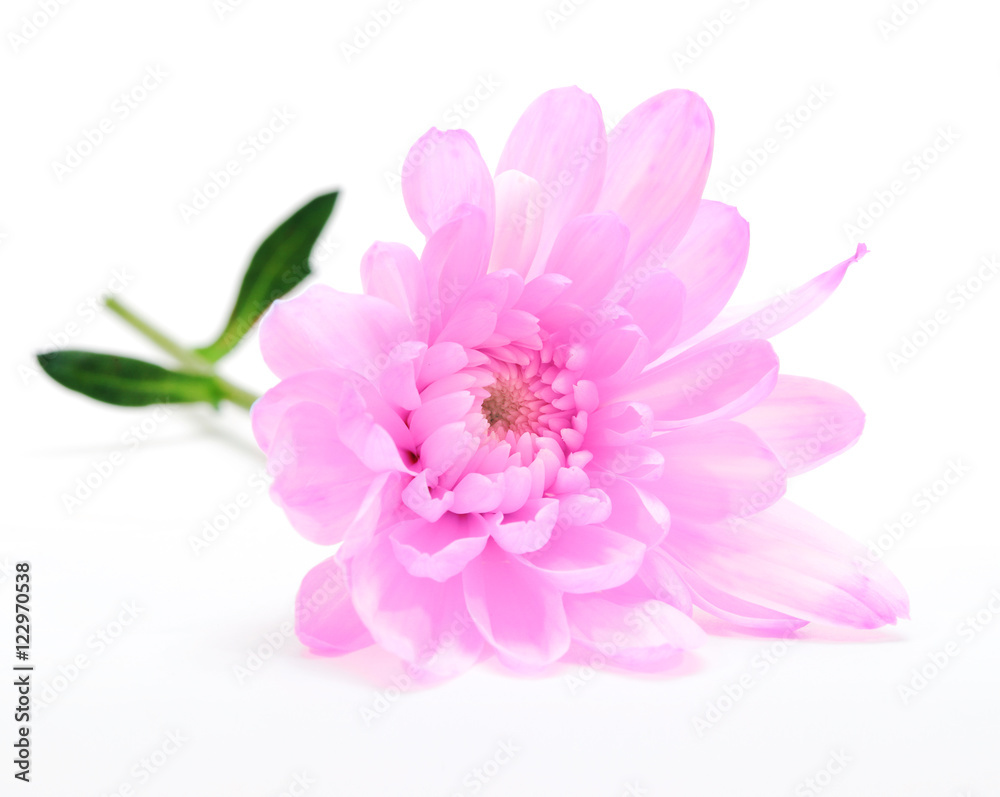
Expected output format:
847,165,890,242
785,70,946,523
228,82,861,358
481,373,543,437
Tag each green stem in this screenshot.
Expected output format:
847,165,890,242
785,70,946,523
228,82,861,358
104,297,259,410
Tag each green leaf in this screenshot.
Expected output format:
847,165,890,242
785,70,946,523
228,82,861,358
195,190,338,362
37,350,223,407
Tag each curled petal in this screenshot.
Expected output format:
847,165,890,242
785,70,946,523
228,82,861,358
389,514,491,582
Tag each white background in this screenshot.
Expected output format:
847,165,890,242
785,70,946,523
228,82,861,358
3,0,999,794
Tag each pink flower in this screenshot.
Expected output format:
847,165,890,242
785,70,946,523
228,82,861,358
252,87,908,677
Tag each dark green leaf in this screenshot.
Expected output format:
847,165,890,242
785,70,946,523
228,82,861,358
37,350,223,407
195,190,338,362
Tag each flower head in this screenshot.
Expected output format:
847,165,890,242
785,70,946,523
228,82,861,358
252,87,907,676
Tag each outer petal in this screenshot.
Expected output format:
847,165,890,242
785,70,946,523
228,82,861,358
250,368,412,454
663,500,909,629
564,594,706,671
463,540,571,667
614,339,779,428
269,402,387,546
295,556,374,654
623,269,686,358
659,200,749,343
420,206,492,330
595,90,714,264
543,212,630,308
496,87,606,271
735,375,865,477
684,244,868,355
516,525,645,593
360,242,430,336
351,534,485,676
259,285,416,380
489,170,545,277
654,550,806,633
389,514,491,582
645,421,786,523
402,128,495,240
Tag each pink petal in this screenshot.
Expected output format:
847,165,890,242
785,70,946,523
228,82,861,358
463,540,570,667
544,212,630,308
250,368,412,454
407,391,475,446
420,206,492,329
623,268,686,357
402,128,495,240
645,420,786,523
693,244,868,353
269,403,387,546
489,498,560,554
516,525,645,593
450,472,505,514
389,514,491,582
614,339,779,428
360,242,429,336
584,324,650,387
735,376,865,477
260,285,416,380
663,500,909,629
586,402,653,447
351,534,484,676
595,90,714,264
563,593,706,671
489,170,545,277
600,478,669,548
654,549,805,633
496,86,607,271
295,556,374,654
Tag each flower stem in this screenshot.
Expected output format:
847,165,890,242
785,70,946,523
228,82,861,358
104,296,259,410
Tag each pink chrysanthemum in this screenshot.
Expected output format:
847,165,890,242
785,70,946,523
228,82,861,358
251,87,908,676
